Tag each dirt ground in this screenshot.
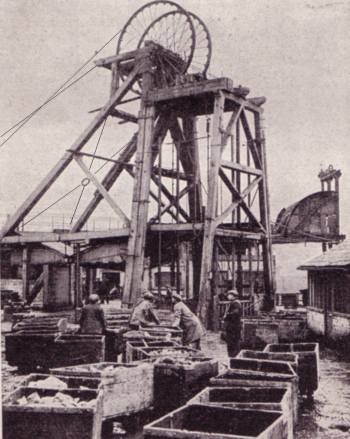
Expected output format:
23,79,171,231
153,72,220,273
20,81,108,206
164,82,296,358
2,318,350,438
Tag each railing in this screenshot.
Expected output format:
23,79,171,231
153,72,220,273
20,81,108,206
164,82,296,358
218,299,256,319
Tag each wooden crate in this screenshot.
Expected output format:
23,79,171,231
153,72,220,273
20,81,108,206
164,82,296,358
51,362,154,419
54,334,105,366
264,342,319,397
188,386,293,439
5,331,59,372
211,359,298,425
132,346,202,362
153,357,219,415
126,341,181,362
105,328,128,360
21,373,101,391
237,350,299,374
142,325,183,341
124,340,148,363
144,404,288,438
13,316,68,333
2,387,103,439
242,320,279,349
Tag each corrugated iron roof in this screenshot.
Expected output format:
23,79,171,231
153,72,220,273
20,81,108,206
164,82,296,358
299,240,350,270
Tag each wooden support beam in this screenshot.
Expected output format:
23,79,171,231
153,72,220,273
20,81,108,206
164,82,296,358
152,166,192,181
74,155,130,226
154,185,192,221
170,116,203,223
240,110,262,169
216,173,262,227
148,77,234,103
89,107,138,124
181,116,203,304
220,160,263,176
123,57,156,306
150,223,203,233
151,174,191,222
27,272,44,305
223,91,263,113
0,64,141,239
254,112,274,307
74,243,82,308
95,47,148,68
218,169,265,231
221,105,243,151
215,228,263,240
71,133,137,232
1,229,130,244
197,92,225,327
109,108,138,124
22,247,30,302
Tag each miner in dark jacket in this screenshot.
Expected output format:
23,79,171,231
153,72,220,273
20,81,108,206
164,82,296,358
223,289,242,357
79,294,107,334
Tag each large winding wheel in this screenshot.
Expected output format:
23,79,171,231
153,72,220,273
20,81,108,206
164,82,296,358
115,0,212,89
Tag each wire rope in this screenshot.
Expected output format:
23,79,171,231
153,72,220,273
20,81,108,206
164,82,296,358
0,66,97,149
1,26,123,145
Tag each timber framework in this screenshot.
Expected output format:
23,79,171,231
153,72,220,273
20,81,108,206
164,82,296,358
0,1,275,327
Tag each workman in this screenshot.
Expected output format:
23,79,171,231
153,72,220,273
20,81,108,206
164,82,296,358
129,291,160,329
97,279,110,304
79,294,107,334
171,293,204,350
223,289,242,357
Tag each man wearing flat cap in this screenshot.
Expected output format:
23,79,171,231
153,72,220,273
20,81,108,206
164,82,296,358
129,291,160,329
223,289,242,357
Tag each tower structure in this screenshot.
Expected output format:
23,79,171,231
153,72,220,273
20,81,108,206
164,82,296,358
0,1,274,326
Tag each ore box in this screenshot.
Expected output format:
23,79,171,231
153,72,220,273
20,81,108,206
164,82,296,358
264,342,319,397
132,346,201,362
2,387,103,439
237,350,299,374
211,358,298,425
143,404,288,439
21,373,101,392
5,330,59,372
50,362,154,419
188,386,294,439
153,357,219,415
54,334,106,366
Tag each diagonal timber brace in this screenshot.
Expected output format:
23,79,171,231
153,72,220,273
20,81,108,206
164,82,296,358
74,155,130,226
71,133,138,232
216,171,263,228
0,64,141,239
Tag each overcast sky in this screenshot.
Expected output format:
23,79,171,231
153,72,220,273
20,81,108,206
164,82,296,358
0,0,349,237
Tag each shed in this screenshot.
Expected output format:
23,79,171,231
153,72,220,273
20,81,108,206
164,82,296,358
299,240,350,339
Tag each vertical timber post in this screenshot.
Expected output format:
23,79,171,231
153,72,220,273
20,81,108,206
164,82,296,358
22,246,30,302
123,51,155,307
182,117,203,306
74,243,82,308
197,92,225,328
254,113,274,309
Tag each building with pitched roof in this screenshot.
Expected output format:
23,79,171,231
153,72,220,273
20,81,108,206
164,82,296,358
299,240,350,339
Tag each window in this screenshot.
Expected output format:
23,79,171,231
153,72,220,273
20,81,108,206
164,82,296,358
334,273,350,314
